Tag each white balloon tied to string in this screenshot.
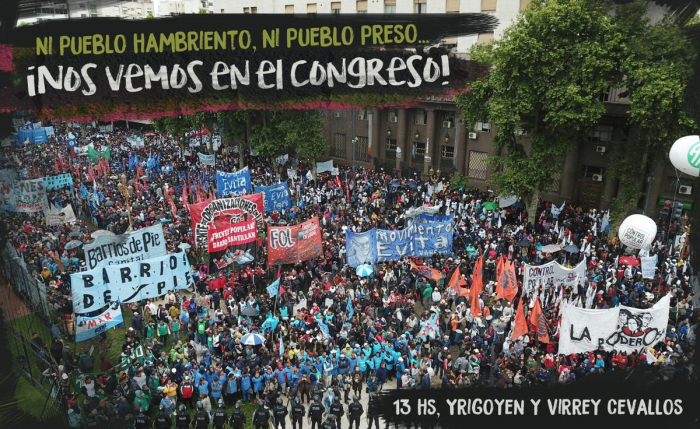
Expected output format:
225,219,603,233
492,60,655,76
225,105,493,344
669,135,700,177
618,214,657,250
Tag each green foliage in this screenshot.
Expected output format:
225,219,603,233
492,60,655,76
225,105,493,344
449,172,469,191
249,110,326,162
217,110,251,144
456,0,621,199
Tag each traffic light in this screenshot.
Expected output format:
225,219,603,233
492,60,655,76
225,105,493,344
672,202,684,221
661,203,671,219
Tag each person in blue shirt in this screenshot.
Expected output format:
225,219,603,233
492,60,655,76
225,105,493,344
225,373,238,403
196,378,209,399
283,363,294,388
357,352,369,376
252,371,264,400
337,354,350,376
383,351,395,379
211,379,223,401
371,352,383,373
240,371,252,402
395,357,407,388
274,365,287,390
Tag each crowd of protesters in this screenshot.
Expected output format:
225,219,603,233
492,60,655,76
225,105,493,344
0,120,696,429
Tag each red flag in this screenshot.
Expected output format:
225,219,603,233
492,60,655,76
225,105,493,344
448,267,469,297
469,256,483,316
529,298,550,343
510,298,529,341
410,261,444,282
182,185,189,208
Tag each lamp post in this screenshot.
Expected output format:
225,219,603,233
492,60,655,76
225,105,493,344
352,137,358,175
117,173,134,231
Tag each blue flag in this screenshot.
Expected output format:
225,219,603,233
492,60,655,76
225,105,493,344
266,278,280,298
262,316,279,333
346,296,354,319
279,333,285,358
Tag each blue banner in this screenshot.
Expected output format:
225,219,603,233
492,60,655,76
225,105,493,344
256,183,292,213
18,128,48,144
75,302,124,342
217,168,251,197
44,173,73,190
345,215,454,266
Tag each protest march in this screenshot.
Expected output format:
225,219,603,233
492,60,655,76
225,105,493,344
0,120,695,429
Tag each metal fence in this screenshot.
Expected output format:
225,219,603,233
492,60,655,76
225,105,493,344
0,242,66,422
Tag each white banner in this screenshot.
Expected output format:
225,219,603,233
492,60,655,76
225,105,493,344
499,195,518,208
46,205,77,226
558,304,621,355
405,205,440,219
523,259,587,292
316,160,334,173
82,224,167,270
197,152,216,166
331,167,339,176
11,178,49,213
276,154,289,164
75,302,124,341
71,252,193,313
288,169,297,180
558,295,671,355
641,255,657,279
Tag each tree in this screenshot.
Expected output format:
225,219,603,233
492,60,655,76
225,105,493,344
152,115,191,153
217,110,252,166
456,0,622,223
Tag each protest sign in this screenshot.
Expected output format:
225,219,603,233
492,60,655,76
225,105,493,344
499,195,518,208
82,224,167,270
256,183,292,213
207,218,257,253
216,168,251,197
0,169,17,213
522,259,586,293
641,255,658,279
45,205,77,226
267,217,323,265
189,193,265,249
44,173,74,190
11,178,49,213
316,160,334,173
71,251,193,313
75,302,124,342
197,152,216,166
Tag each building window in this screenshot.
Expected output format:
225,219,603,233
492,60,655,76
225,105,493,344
477,32,494,44
581,165,605,180
441,145,455,159
331,2,341,14
544,170,562,192
520,0,532,11
355,137,370,162
332,133,346,158
446,0,460,13
665,177,694,194
388,109,398,123
385,4,396,13
357,0,368,13
601,86,614,102
475,121,491,132
386,138,397,160
251,7,257,13
415,109,428,125
307,3,317,15
443,115,455,128
221,8,225,13
357,109,368,120
285,5,294,13
414,0,427,14
481,0,497,12
468,151,488,180
243,7,249,13
413,142,427,163
589,125,613,143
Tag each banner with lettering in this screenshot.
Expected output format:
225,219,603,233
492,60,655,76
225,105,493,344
11,178,49,213
197,152,216,166
75,302,124,342
410,214,454,258
0,169,17,213
208,218,258,253
71,251,193,313
559,295,671,355
44,173,74,190
189,193,265,249
216,168,251,197
256,182,292,213
267,217,323,265
522,259,587,293
316,160,334,173
45,205,77,226
82,224,167,270
641,255,658,279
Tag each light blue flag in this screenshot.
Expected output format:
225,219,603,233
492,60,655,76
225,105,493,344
346,296,354,319
279,333,285,358
266,278,280,298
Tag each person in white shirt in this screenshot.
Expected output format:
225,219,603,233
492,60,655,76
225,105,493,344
432,288,442,305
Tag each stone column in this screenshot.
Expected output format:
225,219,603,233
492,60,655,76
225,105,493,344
455,114,467,174
370,108,381,162
559,142,581,201
423,109,436,176
395,109,407,173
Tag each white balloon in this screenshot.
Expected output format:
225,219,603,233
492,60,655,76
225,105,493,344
618,214,657,250
669,135,700,177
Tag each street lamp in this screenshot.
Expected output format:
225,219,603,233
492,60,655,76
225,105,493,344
414,131,420,140
351,137,358,174
117,173,135,231
386,129,392,137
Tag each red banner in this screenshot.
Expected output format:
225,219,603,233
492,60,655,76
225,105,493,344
267,217,323,265
189,193,264,249
207,219,258,253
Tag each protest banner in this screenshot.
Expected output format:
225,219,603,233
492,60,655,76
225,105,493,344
499,195,518,208
641,255,658,279
71,251,193,313
207,218,258,253
0,169,17,213
189,193,265,249
404,205,440,219
75,302,124,342
11,178,49,213
345,215,454,266
256,182,292,213
316,160,334,173
88,146,111,161
45,205,77,226
559,295,671,355
44,173,74,190
267,217,323,265
82,224,167,270
522,259,586,293
216,168,251,197
276,154,289,164
197,152,216,166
